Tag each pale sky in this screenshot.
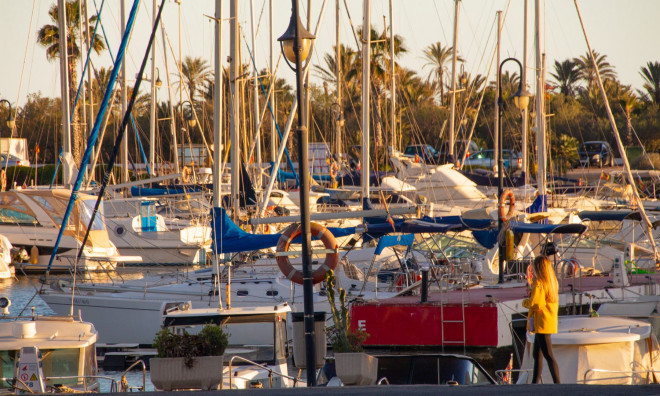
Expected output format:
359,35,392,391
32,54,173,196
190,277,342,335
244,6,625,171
0,0,658,108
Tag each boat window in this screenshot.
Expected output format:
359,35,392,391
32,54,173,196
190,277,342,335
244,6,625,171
41,348,81,386
0,208,38,225
0,350,17,388
84,345,97,377
222,323,277,365
31,196,63,225
79,200,105,231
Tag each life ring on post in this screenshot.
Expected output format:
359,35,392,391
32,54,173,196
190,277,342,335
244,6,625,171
329,162,339,179
498,188,515,222
182,166,191,183
276,222,339,285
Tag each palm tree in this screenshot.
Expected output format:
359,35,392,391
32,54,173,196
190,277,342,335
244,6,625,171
550,59,580,97
639,61,660,104
422,42,462,106
575,50,617,91
37,0,105,165
179,56,213,102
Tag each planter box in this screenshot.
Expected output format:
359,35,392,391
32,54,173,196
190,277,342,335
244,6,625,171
335,352,378,386
150,356,224,390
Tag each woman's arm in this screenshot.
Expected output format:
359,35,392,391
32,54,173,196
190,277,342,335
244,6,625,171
522,282,546,311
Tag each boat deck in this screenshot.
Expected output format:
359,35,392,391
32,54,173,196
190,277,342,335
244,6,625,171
350,272,659,348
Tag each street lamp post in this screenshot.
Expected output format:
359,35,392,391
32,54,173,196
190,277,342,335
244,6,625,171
497,57,530,284
278,0,316,386
0,100,16,131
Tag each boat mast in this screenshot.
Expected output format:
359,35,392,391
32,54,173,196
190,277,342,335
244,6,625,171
230,0,241,218
534,0,547,197
521,0,529,185
389,0,395,152
361,0,371,204
270,0,277,163
494,10,501,171
149,0,157,176
336,0,342,157
57,0,72,185
162,24,180,175
448,0,460,163
120,0,129,185
213,0,223,208
250,0,261,188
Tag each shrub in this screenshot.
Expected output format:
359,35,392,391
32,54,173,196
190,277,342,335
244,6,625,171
153,325,229,368
325,270,369,353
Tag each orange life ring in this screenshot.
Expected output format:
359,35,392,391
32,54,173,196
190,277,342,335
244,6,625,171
182,166,191,183
0,170,6,191
498,188,515,222
329,162,339,179
276,222,339,285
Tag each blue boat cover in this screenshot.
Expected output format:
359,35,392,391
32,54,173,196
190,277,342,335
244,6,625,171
509,221,587,234
525,194,547,214
578,210,640,222
422,215,492,230
211,207,357,253
375,234,415,255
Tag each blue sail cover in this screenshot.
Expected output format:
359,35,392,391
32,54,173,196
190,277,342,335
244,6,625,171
375,234,415,255
525,194,547,213
578,210,640,222
211,207,357,253
509,221,587,234
421,215,492,230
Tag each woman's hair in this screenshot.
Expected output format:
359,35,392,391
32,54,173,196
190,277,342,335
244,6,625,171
532,256,558,302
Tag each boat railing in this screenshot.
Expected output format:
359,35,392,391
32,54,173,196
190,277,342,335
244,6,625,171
377,377,390,385
494,368,532,384
227,355,304,389
119,359,147,392
2,375,118,393
555,258,583,314
582,368,660,384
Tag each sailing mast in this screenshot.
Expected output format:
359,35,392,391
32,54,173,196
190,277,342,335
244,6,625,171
494,10,501,171
534,0,547,198
230,0,241,218
57,0,72,185
149,0,157,176
361,0,371,204
120,0,129,185
336,0,342,157
448,0,460,163
213,0,223,208
250,0,261,187
389,0,395,152
521,0,529,185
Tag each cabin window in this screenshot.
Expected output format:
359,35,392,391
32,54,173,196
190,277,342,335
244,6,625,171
31,196,63,225
79,200,105,231
0,208,38,225
0,350,17,388
266,290,278,297
41,348,81,386
84,345,97,377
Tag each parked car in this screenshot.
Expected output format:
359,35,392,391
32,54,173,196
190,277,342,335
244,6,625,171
0,154,29,167
403,144,439,164
463,149,522,171
438,139,480,164
578,141,613,168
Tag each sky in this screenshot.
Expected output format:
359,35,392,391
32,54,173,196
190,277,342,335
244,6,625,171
0,0,658,108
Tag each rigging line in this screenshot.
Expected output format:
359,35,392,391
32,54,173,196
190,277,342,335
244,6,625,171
76,0,167,264
45,0,145,276
14,0,37,119
342,0,362,51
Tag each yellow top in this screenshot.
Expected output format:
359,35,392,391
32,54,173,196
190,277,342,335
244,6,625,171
522,281,558,334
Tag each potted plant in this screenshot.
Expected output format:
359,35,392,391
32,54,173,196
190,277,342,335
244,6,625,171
326,270,377,386
150,325,228,390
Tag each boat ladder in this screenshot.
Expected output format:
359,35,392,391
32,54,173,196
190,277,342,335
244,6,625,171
439,273,473,354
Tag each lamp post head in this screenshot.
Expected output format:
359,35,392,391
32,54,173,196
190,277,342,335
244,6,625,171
512,86,532,111
278,5,315,65
155,67,162,88
6,114,15,130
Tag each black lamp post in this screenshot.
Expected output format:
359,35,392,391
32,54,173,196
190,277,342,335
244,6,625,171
181,100,196,128
278,0,317,386
497,57,530,284
0,100,16,131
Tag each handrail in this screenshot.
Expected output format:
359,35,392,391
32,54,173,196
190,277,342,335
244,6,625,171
1,375,118,393
377,377,390,385
494,368,532,384
583,368,660,384
227,355,303,389
120,359,147,391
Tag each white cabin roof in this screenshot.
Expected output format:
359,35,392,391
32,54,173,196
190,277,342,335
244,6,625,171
526,316,651,345
0,317,97,350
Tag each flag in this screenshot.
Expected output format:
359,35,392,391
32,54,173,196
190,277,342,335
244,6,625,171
600,171,610,181
35,144,40,156
638,175,647,191
503,353,514,384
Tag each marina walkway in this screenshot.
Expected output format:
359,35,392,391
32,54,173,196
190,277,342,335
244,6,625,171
91,384,660,395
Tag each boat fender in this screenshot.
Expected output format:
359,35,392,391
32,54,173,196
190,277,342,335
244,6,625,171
0,169,6,191
29,246,39,265
182,166,191,183
498,189,515,222
505,229,515,261
329,162,339,179
276,222,339,285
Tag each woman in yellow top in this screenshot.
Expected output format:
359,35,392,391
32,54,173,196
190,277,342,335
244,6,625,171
522,256,560,384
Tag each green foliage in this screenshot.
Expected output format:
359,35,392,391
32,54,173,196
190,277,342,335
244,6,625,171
325,270,369,353
552,134,580,175
153,325,228,368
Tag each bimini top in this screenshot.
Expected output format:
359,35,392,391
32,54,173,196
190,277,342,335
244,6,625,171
509,221,587,235
578,210,642,222
162,303,291,327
